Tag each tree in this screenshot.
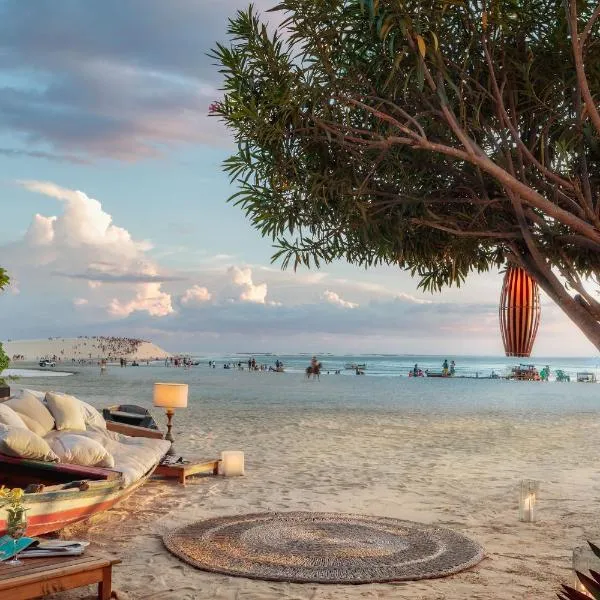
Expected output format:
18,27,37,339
212,0,600,350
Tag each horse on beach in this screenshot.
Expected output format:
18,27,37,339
306,363,321,380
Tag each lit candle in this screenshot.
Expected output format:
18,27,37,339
519,480,539,522
523,493,535,520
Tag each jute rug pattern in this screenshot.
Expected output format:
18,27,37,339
163,511,484,584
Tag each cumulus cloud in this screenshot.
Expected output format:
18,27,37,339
107,283,173,317
181,285,212,305
6,180,174,319
322,290,359,309
18,180,150,254
228,266,268,304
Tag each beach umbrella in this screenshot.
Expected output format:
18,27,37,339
499,267,541,357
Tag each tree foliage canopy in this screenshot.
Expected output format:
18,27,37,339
212,0,600,348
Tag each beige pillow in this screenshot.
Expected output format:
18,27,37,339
45,392,86,431
16,414,49,437
79,400,106,430
50,433,114,468
0,423,59,462
0,404,27,429
6,391,55,436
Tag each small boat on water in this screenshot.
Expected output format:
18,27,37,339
344,363,366,370
506,364,540,381
577,371,597,383
102,404,160,430
425,370,452,378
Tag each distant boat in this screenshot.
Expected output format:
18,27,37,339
506,364,540,381
344,363,366,370
425,370,452,378
576,372,597,383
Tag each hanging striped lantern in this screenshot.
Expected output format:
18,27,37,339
499,267,541,357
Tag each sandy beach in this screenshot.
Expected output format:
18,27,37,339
4,364,591,600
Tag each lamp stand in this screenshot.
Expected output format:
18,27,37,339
165,409,176,456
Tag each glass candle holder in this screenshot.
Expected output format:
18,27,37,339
572,545,600,597
518,480,539,522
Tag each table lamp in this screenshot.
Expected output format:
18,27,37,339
153,383,188,455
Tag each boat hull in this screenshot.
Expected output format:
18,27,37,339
0,470,151,536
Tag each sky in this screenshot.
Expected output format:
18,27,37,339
0,0,595,356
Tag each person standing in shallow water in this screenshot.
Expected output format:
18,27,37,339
442,359,449,376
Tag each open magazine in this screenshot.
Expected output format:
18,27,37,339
0,536,90,560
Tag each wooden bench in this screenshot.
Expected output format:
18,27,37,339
154,458,220,485
0,552,120,600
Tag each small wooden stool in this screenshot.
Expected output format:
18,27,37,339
154,458,220,485
0,551,120,600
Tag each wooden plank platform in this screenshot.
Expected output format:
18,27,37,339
0,551,121,600
154,459,220,485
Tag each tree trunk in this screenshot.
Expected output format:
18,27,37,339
529,271,600,352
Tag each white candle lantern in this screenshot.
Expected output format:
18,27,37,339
572,545,600,596
220,451,245,476
518,480,539,522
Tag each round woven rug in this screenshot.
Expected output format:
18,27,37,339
163,512,484,584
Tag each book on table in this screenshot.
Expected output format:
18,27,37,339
0,536,89,560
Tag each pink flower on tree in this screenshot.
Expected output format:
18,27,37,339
208,102,220,114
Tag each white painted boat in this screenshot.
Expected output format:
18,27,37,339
0,454,158,536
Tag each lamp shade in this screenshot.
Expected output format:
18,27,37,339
153,383,188,409
499,266,541,357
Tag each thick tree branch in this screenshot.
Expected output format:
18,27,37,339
567,0,600,136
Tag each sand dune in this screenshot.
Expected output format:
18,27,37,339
3,337,170,362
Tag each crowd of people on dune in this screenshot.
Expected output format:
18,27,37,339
9,336,164,364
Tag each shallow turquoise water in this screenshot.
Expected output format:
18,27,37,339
15,360,600,419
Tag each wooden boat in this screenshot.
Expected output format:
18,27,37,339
0,455,157,536
102,404,159,430
0,421,165,536
507,364,540,381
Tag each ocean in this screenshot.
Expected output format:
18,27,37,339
10,353,600,418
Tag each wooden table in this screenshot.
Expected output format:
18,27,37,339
154,458,220,485
0,552,120,600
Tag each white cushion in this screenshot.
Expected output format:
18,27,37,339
63,429,170,487
45,392,86,431
49,432,114,468
0,423,59,462
15,414,48,437
0,404,27,429
79,400,106,430
6,392,55,436
16,389,46,401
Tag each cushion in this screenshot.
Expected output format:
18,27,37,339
45,392,86,431
6,392,55,436
16,388,46,401
49,433,114,468
0,423,59,462
79,400,106,430
0,404,27,429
